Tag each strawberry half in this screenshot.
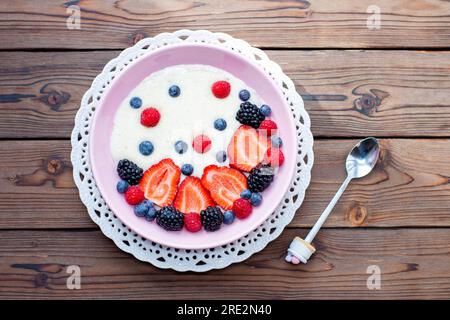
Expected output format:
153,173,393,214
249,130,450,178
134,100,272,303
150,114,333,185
174,176,214,214
201,165,247,210
227,125,271,172
139,159,180,207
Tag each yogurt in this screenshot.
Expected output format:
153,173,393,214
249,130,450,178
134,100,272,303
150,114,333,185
110,64,265,177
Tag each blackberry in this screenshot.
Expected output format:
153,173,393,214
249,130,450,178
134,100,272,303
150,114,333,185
247,164,274,192
117,159,143,185
156,206,184,231
200,206,224,232
236,102,265,128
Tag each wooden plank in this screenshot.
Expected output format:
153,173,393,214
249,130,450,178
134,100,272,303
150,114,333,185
1,0,450,49
1,228,449,299
1,50,450,138
1,139,450,229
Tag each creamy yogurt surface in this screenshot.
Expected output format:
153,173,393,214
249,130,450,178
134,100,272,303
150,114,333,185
110,64,265,176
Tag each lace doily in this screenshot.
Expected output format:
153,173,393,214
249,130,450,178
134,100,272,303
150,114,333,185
71,30,313,272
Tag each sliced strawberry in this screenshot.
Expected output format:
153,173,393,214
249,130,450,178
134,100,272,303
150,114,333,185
139,159,180,207
173,176,214,214
201,165,247,210
227,125,271,172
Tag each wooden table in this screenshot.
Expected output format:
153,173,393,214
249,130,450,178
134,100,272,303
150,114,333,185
1,0,450,300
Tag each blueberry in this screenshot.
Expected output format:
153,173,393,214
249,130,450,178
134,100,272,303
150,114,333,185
260,105,272,116
174,140,188,154
143,199,154,208
130,97,142,109
134,202,149,217
168,85,180,97
250,192,263,206
271,135,283,148
239,89,251,101
216,150,227,163
145,207,157,222
116,180,129,193
240,189,252,200
139,140,154,156
181,164,194,176
223,210,235,225
214,118,227,131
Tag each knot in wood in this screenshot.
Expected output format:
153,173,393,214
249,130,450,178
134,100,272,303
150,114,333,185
46,158,63,175
348,204,368,226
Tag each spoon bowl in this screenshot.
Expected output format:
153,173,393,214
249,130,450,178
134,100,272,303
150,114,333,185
346,137,380,179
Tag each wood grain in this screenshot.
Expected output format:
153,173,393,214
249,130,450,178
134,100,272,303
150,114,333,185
1,139,450,229
1,50,450,138
1,228,449,299
1,0,450,49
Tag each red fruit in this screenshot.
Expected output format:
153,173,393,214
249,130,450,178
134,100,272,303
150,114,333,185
259,119,278,136
184,213,202,233
264,147,285,167
211,80,231,99
192,134,212,153
140,107,160,127
174,177,214,214
139,159,180,207
232,198,253,219
227,125,271,172
201,165,247,210
125,186,145,205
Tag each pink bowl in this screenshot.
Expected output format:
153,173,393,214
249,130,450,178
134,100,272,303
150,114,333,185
90,43,297,249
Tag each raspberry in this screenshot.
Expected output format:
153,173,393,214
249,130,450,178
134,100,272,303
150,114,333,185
264,147,285,167
125,186,145,205
140,107,160,127
232,198,252,219
184,213,202,233
259,119,278,136
211,81,231,99
192,134,211,153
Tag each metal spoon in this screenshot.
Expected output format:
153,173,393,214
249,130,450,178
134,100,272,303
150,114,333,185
286,137,381,264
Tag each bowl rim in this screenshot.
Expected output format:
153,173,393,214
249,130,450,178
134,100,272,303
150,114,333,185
89,42,297,249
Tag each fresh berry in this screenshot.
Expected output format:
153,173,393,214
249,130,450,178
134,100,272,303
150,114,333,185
140,107,160,127
139,159,181,207
250,192,263,206
145,207,157,222
214,118,227,131
240,189,252,200
130,97,142,109
134,202,149,217
211,81,231,99
174,140,188,154
139,140,154,156
192,135,211,153
264,147,285,167
201,165,247,210
259,104,272,116
156,206,184,231
223,210,235,225
181,164,194,176
184,213,202,233
168,85,180,97
216,150,227,163
232,198,252,219
247,164,274,192
259,119,278,136
200,206,224,232
116,180,129,193
227,125,271,172
271,135,283,148
236,101,265,129
117,159,143,185
174,177,214,214
143,199,154,208
125,186,145,205
239,89,250,101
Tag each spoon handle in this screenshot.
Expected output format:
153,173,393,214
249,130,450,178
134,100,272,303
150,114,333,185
305,175,352,243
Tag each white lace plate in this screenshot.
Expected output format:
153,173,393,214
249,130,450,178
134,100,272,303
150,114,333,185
71,30,314,272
